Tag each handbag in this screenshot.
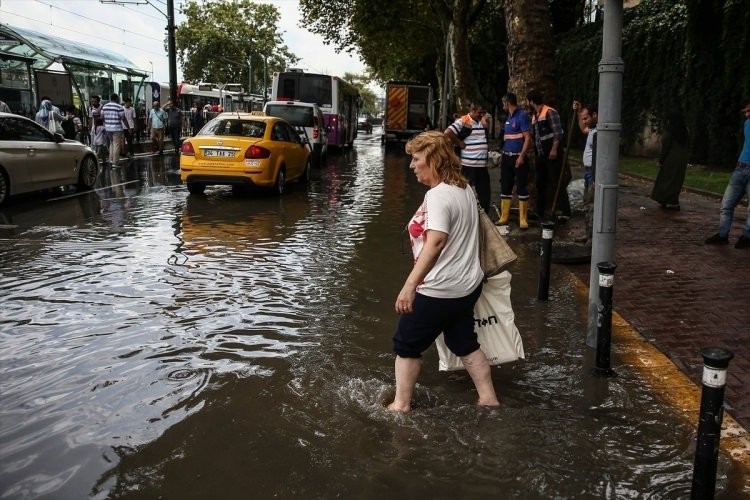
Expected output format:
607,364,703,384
477,202,516,278
48,118,63,135
435,271,525,371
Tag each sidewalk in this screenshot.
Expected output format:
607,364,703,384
557,172,749,431
487,160,749,477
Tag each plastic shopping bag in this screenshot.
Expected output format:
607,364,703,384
436,271,524,371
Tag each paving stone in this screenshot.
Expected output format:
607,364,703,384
564,173,749,429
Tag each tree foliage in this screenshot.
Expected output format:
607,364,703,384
299,0,505,119
298,0,440,85
175,0,297,90
556,0,749,165
343,72,378,116
296,0,750,165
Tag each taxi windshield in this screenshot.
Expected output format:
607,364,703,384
202,119,266,138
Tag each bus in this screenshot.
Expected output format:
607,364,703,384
147,82,264,113
271,70,359,148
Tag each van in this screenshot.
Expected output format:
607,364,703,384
263,100,328,168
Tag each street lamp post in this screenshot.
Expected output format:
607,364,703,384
149,61,154,81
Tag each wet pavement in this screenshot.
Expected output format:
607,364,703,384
486,161,750,487
553,167,749,430
0,133,748,497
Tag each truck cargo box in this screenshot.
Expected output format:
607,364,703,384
382,82,434,144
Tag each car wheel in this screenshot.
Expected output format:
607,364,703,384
303,158,312,182
0,168,8,206
76,155,99,190
312,148,322,169
274,168,286,195
187,182,206,195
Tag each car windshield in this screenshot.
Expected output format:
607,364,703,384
264,105,314,127
202,119,266,138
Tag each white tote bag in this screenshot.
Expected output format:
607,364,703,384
436,270,524,371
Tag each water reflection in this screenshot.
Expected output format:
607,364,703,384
0,138,744,498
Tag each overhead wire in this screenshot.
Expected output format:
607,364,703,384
0,0,171,59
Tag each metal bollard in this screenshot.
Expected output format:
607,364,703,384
691,347,734,499
594,262,616,377
537,221,555,301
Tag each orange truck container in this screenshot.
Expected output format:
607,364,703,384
381,82,434,144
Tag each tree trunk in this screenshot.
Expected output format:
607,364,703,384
449,11,477,112
504,0,558,105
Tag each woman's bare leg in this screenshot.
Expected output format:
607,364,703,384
460,349,500,407
387,356,421,412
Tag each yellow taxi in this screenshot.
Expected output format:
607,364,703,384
179,113,311,195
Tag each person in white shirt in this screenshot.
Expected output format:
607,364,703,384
387,131,500,412
123,97,137,157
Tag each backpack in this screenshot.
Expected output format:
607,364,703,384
61,118,76,139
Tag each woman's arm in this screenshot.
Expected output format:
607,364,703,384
395,229,448,314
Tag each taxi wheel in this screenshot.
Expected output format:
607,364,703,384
187,182,206,195
312,148,322,169
76,155,99,190
0,168,8,206
274,168,286,195
303,158,311,182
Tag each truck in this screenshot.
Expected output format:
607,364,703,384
381,82,434,145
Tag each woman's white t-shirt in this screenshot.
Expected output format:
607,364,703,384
407,183,483,298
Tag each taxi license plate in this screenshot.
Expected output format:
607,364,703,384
204,149,235,158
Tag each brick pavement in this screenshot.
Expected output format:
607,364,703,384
561,173,750,430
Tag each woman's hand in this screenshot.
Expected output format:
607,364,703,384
395,284,416,314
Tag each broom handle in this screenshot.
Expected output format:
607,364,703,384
551,109,577,216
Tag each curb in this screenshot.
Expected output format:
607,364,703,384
570,275,750,490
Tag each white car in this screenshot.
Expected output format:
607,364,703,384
263,100,328,168
0,112,100,205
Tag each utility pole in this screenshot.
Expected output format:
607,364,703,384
166,0,177,104
248,56,253,95
586,0,624,347
101,0,178,103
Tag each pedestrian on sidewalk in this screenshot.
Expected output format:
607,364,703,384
572,100,598,201
147,100,167,155
444,103,491,214
87,95,102,145
190,101,205,136
35,97,63,134
164,101,183,153
61,106,82,141
527,90,570,220
497,93,532,228
387,131,500,412
101,93,130,165
651,111,689,211
93,117,109,165
123,97,137,157
705,101,750,249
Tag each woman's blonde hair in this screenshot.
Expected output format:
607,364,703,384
405,131,467,188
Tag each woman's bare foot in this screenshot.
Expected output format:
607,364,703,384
386,401,411,412
476,398,500,408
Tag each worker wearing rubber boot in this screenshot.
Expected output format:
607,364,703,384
497,92,532,228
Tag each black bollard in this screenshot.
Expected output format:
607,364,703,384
691,347,734,499
537,221,555,301
594,262,616,377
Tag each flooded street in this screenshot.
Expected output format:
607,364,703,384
0,132,743,498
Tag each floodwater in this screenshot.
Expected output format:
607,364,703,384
0,132,744,499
